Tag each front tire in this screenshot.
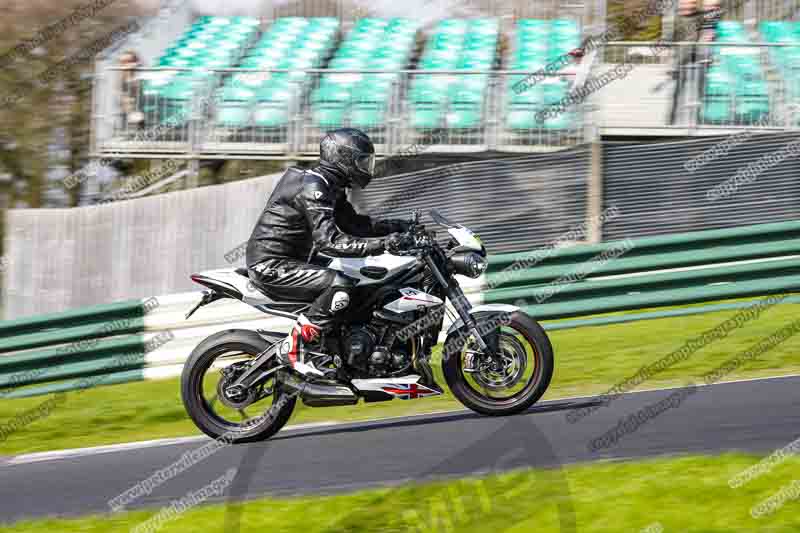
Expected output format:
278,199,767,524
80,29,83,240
442,311,554,416
181,329,296,443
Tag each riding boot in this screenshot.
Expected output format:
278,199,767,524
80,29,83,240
278,286,352,377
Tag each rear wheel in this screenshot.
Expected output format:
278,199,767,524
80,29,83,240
442,311,553,416
181,329,296,443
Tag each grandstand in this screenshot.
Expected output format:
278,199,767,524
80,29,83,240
90,0,800,160
93,1,593,158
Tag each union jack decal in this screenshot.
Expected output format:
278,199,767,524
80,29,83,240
381,383,440,400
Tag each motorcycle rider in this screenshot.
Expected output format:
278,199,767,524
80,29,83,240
245,128,411,370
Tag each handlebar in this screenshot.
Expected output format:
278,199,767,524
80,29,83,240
384,210,439,255
386,225,436,256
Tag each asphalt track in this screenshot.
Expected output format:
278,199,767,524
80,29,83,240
1,375,799,524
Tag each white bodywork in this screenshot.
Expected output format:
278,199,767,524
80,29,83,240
445,303,521,336
195,268,274,306
448,226,483,252
383,287,444,313
325,252,418,285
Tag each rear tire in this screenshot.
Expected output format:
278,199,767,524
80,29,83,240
442,311,554,416
181,329,296,443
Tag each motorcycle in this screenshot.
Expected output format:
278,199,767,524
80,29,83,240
181,209,554,443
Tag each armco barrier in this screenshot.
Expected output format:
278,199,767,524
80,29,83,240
0,277,483,399
487,220,800,319
1,221,799,398
0,298,159,398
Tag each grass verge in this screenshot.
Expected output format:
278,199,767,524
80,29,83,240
1,298,799,456
4,454,800,532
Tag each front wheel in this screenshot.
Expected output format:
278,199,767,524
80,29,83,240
181,329,296,443
442,311,554,416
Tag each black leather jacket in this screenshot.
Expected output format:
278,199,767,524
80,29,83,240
246,165,407,267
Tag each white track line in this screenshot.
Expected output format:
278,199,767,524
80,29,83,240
5,373,799,466
3,422,337,466
591,254,800,281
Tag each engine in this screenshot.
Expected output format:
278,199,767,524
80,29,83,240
346,324,412,377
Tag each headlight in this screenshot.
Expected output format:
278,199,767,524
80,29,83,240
451,252,488,278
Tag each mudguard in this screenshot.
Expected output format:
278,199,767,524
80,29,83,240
445,304,521,336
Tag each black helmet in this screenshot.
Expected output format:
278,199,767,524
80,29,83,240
319,128,376,189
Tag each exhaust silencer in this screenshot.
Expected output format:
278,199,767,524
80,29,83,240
279,371,359,407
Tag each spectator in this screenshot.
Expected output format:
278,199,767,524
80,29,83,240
669,0,721,124
119,50,144,133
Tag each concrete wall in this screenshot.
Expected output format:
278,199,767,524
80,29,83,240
3,172,283,319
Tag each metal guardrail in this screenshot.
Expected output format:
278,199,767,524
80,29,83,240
94,67,585,158
0,298,159,398
486,219,800,319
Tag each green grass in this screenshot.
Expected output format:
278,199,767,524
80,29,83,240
5,454,800,532
2,298,800,457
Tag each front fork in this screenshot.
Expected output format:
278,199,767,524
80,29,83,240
423,256,499,364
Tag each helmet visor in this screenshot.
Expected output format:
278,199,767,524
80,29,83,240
355,153,375,177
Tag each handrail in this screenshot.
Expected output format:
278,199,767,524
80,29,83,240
107,67,578,75
605,41,800,46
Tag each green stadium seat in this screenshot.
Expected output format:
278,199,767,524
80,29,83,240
159,78,196,100
510,85,543,105
507,104,539,130
351,83,391,104
541,111,574,130
186,29,221,41
694,20,773,123
411,103,444,129
542,80,569,104
241,56,282,69
734,78,769,123
410,18,498,132
158,56,193,68
702,68,733,124
446,103,482,129
503,19,583,131
410,79,448,103
717,21,745,34
216,105,252,127
253,104,289,128
313,102,348,128
254,84,293,103
449,85,483,103
701,97,732,123
460,74,489,92
312,84,351,104
218,85,256,100
310,18,417,128
350,103,387,129
199,58,229,69
735,98,769,124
